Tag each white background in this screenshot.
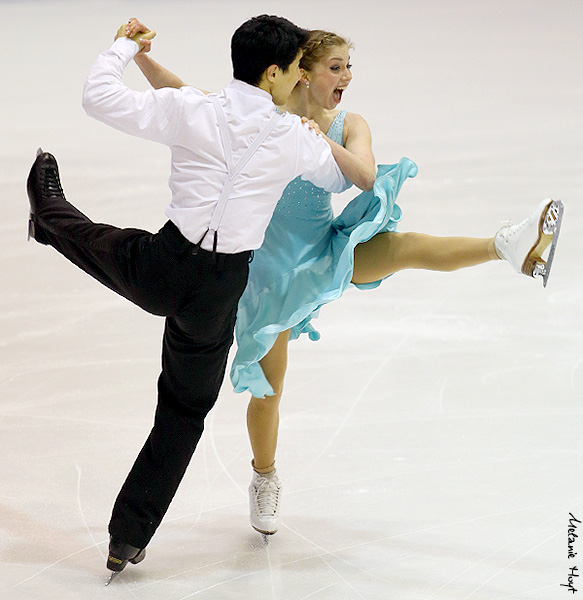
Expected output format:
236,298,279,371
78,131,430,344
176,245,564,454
1,1,582,598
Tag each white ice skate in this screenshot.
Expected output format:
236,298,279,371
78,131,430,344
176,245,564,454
249,469,281,541
494,199,564,287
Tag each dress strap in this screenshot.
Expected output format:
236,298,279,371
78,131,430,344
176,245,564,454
326,110,347,145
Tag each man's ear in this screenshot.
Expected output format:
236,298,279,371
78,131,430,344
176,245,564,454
265,64,279,83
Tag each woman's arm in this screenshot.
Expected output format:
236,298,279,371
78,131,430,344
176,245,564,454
134,54,187,90
323,113,376,191
126,17,210,93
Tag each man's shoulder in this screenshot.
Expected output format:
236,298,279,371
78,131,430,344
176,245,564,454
180,86,210,99
275,110,315,136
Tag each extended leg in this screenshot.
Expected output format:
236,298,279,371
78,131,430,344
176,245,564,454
26,151,177,314
352,231,498,285
352,200,564,287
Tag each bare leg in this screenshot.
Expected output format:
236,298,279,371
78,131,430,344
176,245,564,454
352,231,500,285
247,329,291,473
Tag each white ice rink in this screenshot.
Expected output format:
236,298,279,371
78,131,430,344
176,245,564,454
2,1,582,598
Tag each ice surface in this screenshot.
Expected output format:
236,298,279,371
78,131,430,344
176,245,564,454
1,1,582,598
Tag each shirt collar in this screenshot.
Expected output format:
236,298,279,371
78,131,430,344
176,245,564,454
228,79,274,103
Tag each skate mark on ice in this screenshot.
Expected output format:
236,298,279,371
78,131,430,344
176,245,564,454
303,498,579,559
571,357,583,388
163,410,247,535
264,534,277,599
424,503,582,599
11,466,111,590
487,583,560,600
174,567,276,600
76,465,138,597
461,528,564,600
131,554,248,592
75,464,105,560
12,544,99,588
206,409,247,497
281,523,368,599
292,448,559,503
76,464,142,595
312,281,466,463
298,581,337,600
312,335,407,463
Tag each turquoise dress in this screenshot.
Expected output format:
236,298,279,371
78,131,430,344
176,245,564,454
231,110,418,397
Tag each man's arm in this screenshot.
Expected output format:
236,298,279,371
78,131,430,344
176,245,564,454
82,33,184,145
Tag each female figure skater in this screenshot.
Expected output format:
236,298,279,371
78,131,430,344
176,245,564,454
127,19,563,538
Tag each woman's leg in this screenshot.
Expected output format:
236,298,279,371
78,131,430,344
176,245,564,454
247,329,291,472
247,330,290,535
352,231,499,285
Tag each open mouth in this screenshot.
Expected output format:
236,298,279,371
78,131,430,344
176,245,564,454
333,87,346,103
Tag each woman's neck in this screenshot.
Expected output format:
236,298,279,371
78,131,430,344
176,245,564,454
281,85,329,125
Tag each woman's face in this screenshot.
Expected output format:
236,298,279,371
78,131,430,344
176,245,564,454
304,44,352,109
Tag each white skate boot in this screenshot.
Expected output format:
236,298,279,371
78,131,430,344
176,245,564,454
249,468,281,539
494,199,564,287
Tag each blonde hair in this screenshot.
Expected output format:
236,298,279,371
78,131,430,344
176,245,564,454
300,30,354,72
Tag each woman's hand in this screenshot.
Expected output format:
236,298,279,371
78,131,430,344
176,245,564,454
301,117,321,136
115,18,156,54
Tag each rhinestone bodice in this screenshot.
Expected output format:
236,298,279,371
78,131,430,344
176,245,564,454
274,111,347,220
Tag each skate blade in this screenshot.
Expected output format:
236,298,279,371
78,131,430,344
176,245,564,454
105,571,120,586
252,526,276,545
522,200,564,287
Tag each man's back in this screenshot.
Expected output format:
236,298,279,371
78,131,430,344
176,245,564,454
83,37,350,254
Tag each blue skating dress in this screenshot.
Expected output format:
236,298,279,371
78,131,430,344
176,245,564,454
231,110,418,397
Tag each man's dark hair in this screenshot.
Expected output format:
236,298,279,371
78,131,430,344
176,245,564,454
231,15,310,86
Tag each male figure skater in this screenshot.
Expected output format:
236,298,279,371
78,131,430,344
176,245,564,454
26,15,351,579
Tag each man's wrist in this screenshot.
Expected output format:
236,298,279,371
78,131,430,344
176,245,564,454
111,36,140,61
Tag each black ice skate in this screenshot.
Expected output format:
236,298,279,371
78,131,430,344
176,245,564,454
105,537,146,585
26,148,65,244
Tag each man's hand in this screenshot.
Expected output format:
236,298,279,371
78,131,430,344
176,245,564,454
115,18,156,53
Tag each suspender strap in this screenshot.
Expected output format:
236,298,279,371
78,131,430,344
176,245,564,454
204,94,280,249
209,95,235,175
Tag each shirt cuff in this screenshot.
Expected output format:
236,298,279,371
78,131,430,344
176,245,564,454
111,36,140,60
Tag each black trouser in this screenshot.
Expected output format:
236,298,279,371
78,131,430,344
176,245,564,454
31,197,250,548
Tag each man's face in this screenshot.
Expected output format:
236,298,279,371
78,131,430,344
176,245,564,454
271,51,302,105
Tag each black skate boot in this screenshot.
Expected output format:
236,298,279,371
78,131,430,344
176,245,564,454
105,537,146,585
26,148,64,244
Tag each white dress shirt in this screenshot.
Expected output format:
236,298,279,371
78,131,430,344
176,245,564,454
82,37,351,253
